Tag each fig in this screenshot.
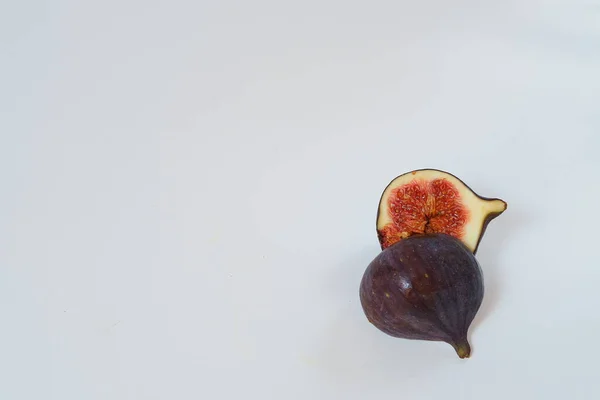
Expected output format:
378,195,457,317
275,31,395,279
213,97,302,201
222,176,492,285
360,233,483,358
376,169,506,253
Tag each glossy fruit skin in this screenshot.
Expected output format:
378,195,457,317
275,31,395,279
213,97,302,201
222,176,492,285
359,233,483,357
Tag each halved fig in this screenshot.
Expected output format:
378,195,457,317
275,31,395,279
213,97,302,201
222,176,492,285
376,169,506,253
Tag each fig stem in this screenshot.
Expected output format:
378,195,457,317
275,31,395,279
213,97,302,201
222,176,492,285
451,338,471,359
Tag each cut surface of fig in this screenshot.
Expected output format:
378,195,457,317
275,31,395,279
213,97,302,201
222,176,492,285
359,233,483,358
377,169,506,253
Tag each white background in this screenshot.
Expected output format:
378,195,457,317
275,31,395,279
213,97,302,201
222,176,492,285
2,1,600,399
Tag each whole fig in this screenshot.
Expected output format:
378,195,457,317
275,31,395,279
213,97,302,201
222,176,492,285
359,233,483,358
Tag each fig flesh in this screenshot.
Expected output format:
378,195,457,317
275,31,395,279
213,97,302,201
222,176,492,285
360,233,483,358
376,169,506,253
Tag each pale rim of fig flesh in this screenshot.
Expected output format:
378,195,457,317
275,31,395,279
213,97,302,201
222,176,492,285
376,169,507,254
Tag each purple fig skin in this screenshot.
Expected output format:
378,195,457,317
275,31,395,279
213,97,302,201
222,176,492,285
359,233,483,358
